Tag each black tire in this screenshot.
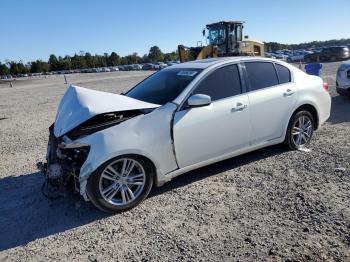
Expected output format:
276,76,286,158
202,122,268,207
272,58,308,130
87,155,154,213
284,110,315,150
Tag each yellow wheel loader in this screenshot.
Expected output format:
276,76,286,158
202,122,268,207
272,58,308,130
178,21,264,63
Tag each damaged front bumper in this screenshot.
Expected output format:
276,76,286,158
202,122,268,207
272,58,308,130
39,125,90,199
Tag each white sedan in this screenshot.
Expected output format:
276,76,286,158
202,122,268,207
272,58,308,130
42,57,331,213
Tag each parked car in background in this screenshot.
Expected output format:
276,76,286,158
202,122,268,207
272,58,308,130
142,63,156,70
265,52,277,59
336,60,350,96
118,65,126,71
276,50,293,56
287,51,307,62
273,53,289,61
166,61,178,67
119,65,133,71
304,46,350,63
131,64,142,70
110,67,119,72
101,67,111,72
154,62,168,70
43,57,331,213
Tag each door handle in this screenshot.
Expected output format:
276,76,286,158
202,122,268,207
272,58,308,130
283,89,295,96
232,102,247,112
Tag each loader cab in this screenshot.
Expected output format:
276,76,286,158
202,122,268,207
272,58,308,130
206,21,244,56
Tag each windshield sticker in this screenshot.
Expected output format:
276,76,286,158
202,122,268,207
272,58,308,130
177,71,198,77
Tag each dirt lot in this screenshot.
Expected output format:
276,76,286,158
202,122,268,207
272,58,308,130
0,62,349,261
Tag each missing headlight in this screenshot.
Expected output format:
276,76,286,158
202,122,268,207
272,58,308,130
41,127,91,199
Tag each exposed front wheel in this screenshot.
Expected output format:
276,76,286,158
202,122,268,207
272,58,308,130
285,111,314,150
87,155,154,213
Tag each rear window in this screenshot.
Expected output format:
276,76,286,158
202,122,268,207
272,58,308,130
275,64,291,84
245,62,279,91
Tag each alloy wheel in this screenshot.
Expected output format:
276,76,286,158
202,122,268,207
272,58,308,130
291,115,313,147
98,158,146,206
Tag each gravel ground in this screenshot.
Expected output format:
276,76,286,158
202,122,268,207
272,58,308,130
0,63,349,261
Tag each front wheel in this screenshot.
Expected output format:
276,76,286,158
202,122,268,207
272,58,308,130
87,155,154,213
284,111,314,150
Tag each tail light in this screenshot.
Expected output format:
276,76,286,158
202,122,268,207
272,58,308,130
323,82,329,92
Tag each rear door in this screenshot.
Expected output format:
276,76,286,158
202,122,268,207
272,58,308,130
244,62,297,145
173,64,251,168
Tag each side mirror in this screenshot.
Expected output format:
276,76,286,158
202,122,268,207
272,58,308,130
187,94,211,108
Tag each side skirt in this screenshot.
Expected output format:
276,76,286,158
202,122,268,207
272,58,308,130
156,137,284,186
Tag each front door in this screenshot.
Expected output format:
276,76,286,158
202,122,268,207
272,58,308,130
173,64,251,168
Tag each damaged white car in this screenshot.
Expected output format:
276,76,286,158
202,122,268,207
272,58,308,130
41,57,331,213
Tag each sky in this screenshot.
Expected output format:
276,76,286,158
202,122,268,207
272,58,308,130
1,0,349,62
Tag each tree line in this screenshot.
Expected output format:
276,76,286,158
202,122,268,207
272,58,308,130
264,38,350,52
2,38,350,76
0,46,177,76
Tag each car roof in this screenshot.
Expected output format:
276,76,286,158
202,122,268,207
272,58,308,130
166,57,279,70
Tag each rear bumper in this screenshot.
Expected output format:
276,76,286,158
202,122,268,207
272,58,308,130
318,92,332,128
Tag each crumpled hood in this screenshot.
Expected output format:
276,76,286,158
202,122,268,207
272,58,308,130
54,85,160,137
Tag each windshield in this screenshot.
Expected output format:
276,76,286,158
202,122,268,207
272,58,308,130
208,26,226,45
126,68,202,105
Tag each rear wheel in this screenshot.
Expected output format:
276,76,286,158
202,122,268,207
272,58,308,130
285,111,314,150
87,155,154,213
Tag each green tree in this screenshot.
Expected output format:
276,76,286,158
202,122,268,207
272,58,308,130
30,60,49,73
164,51,178,62
96,54,107,67
120,56,128,65
9,62,19,75
148,46,164,62
141,54,151,63
17,61,28,74
48,54,59,71
123,52,141,64
71,54,87,69
7,61,27,75
108,52,120,66
62,55,72,70
85,52,96,68
0,62,9,76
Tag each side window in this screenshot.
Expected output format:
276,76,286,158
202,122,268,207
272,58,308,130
245,62,279,91
275,64,291,84
193,64,241,101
